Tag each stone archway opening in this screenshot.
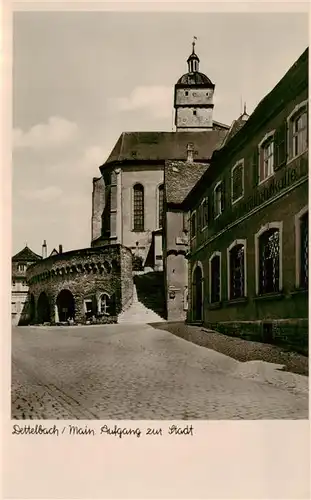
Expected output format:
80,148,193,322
29,294,35,323
37,292,51,324
56,289,75,322
192,265,203,322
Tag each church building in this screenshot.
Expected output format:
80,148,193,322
91,41,228,319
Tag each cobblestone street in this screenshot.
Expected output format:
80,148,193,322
12,324,308,420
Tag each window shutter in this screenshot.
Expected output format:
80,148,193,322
275,120,287,169
221,180,225,212
252,149,259,186
209,194,214,221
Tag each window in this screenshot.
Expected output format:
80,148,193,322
193,110,197,116
228,241,246,299
18,264,26,272
295,207,308,289
158,184,164,228
200,197,208,230
293,111,308,157
257,226,281,295
12,302,17,314
259,135,274,183
231,161,244,203
99,294,110,315
288,101,308,160
190,212,196,239
299,213,308,288
209,252,221,303
185,91,188,96
214,181,224,218
133,184,144,232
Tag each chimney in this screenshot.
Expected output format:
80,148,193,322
186,142,194,163
59,244,63,255
42,240,47,259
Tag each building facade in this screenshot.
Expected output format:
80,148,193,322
12,246,42,325
182,48,308,352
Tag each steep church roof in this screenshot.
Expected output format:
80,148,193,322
103,130,228,166
165,160,209,205
12,246,42,262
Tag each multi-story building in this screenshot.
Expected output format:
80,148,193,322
181,48,308,352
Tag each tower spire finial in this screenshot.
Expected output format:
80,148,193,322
192,35,197,53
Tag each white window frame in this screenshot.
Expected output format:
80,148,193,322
209,251,222,303
258,130,275,185
98,293,111,315
213,181,223,219
200,196,209,231
231,159,244,205
287,99,308,163
227,239,247,300
191,261,204,320
254,221,283,295
294,205,308,288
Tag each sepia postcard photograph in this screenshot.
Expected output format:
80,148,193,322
11,7,309,425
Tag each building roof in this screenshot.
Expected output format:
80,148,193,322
12,245,42,262
104,129,228,166
165,160,209,205
219,116,248,147
176,71,213,86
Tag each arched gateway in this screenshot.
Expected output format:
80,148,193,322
37,292,51,323
56,289,75,322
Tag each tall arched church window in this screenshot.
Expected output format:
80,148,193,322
158,184,164,228
133,184,144,232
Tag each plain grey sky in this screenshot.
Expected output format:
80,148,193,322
12,11,309,256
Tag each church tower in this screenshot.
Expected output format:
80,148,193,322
174,39,215,131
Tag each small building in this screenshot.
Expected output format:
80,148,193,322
26,244,133,325
12,245,42,325
182,48,308,352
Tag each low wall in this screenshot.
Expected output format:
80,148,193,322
204,319,308,355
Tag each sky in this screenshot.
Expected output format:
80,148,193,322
12,10,309,256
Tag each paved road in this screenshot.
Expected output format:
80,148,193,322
12,324,308,420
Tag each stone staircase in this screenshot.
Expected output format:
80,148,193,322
118,284,165,324
134,271,166,318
